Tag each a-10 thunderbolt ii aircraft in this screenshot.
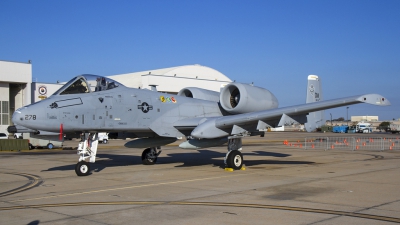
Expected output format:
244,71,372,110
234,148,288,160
8,74,390,176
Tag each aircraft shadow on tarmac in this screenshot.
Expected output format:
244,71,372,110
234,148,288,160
43,149,314,173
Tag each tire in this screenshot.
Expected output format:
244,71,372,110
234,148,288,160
103,139,108,144
226,150,243,170
75,161,91,176
142,148,157,165
47,143,54,149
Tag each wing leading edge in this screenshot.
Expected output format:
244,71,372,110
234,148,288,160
190,94,390,139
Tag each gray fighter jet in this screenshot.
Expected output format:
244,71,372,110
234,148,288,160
8,74,390,176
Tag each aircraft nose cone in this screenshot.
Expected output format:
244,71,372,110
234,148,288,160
11,110,23,125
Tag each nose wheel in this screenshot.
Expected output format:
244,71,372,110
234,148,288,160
75,161,91,176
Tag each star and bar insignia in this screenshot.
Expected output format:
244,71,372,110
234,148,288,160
138,102,153,113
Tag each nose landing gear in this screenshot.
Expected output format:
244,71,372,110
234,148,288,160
75,133,99,176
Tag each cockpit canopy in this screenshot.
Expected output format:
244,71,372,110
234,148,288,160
53,75,124,95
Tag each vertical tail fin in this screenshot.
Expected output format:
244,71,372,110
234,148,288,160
305,75,324,132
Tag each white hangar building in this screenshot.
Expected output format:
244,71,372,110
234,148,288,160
108,64,232,93
0,61,231,135
0,60,32,135
31,64,232,102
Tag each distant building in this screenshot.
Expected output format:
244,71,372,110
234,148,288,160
31,64,231,102
109,64,231,93
31,82,63,103
0,60,32,135
351,116,379,122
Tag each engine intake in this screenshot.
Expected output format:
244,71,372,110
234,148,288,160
220,83,278,114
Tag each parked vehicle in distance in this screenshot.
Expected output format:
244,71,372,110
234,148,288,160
388,123,400,134
0,133,8,139
333,125,349,133
348,125,356,133
356,122,373,133
98,133,109,144
23,133,63,149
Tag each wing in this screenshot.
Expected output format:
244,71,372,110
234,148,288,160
188,94,390,139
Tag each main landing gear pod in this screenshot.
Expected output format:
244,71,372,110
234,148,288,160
75,133,99,176
225,137,243,170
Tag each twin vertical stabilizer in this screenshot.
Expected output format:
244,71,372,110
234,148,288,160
305,75,324,132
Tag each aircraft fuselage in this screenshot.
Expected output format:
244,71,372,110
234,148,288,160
12,87,223,136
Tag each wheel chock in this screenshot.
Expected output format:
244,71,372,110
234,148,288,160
224,167,246,171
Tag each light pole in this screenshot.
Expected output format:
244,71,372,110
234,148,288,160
330,113,332,127
347,107,349,126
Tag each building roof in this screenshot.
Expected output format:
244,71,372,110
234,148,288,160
108,64,231,89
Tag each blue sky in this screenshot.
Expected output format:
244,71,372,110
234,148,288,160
1,0,399,121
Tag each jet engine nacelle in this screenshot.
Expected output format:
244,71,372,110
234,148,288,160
177,87,220,102
219,83,279,114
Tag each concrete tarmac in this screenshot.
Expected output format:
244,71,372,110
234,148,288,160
0,132,400,225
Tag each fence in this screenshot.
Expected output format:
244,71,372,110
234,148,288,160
284,137,400,151
0,139,29,151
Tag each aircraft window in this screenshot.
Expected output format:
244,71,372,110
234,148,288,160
94,77,119,92
52,75,123,96
60,78,90,95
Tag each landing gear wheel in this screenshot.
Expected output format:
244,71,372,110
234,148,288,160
75,161,91,176
142,148,158,165
47,143,54,149
102,139,108,144
226,150,243,170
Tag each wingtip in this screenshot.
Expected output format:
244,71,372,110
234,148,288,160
356,94,391,106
